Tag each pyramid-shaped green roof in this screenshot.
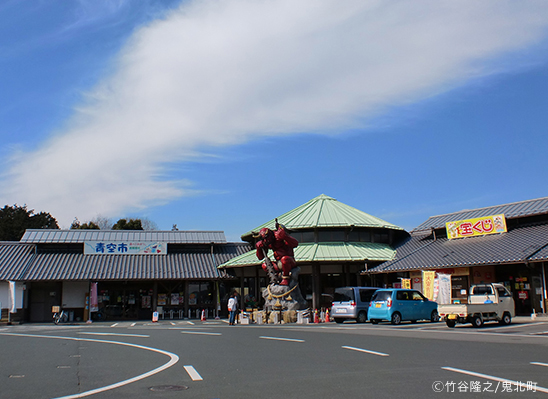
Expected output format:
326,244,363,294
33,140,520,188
241,194,403,239
219,241,396,268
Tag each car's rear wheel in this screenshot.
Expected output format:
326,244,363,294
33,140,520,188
472,315,483,328
356,311,367,323
391,312,402,325
430,310,439,322
334,318,344,324
499,312,512,326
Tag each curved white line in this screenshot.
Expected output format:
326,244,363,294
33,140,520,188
0,332,179,398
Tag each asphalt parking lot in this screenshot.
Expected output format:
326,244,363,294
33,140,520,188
2,316,548,398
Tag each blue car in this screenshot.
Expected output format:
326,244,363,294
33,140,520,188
367,289,438,325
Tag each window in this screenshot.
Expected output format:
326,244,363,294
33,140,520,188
396,291,410,300
334,287,354,302
372,291,392,301
373,232,389,243
359,289,377,302
472,286,493,295
496,286,511,297
291,230,315,243
318,230,346,242
348,231,371,242
411,291,426,301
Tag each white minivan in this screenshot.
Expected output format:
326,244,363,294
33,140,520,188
331,286,378,323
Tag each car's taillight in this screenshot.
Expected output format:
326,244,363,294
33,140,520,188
350,301,356,307
369,302,373,307
387,297,392,308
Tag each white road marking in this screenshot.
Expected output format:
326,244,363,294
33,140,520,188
171,322,176,326
0,332,179,398
531,362,548,367
79,332,149,338
342,346,389,357
483,322,547,331
110,323,118,328
259,336,304,343
130,323,136,327
181,331,221,336
187,321,195,325
442,366,548,393
184,365,203,381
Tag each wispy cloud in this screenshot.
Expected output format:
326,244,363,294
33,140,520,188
2,0,548,225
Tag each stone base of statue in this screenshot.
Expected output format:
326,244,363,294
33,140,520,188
262,268,307,312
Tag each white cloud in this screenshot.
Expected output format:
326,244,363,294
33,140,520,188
2,0,548,225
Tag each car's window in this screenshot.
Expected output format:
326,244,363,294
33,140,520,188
334,288,354,302
496,286,511,297
359,289,376,302
472,286,493,295
411,291,425,301
372,291,391,301
396,291,410,300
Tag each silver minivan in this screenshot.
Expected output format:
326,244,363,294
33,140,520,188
331,286,378,323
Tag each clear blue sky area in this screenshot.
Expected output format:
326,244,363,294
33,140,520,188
1,1,548,241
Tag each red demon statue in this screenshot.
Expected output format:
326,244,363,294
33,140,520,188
255,221,298,286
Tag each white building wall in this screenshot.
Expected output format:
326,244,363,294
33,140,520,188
62,282,88,308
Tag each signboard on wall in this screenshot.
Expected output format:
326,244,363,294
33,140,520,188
446,214,507,240
84,241,167,254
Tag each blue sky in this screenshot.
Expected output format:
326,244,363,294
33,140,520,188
1,0,548,241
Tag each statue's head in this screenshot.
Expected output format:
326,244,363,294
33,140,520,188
256,227,275,243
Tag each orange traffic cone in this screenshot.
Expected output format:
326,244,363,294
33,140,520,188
314,309,319,324
201,309,206,321
325,308,330,323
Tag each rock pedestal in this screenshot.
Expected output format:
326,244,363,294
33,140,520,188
262,279,307,312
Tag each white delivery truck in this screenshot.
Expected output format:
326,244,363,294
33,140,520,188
438,283,515,328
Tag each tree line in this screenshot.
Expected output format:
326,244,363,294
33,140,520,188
0,204,158,241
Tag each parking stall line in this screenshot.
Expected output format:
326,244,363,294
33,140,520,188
181,331,222,336
184,365,203,381
259,336,305,343
110,323,119,328
531,362,548,367
342,346,389,357
79,332,150,338
442,366,548,393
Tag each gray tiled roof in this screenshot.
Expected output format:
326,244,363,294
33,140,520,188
0,243,36,280
20,230,227,244
413,197,548,232
1,243,250,281
368,223,548,273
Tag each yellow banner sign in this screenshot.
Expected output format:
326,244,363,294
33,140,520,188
401,278,411,289
446,214,506,240
422,271,435,300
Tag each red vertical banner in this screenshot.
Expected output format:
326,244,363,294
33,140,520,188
90,282,98,312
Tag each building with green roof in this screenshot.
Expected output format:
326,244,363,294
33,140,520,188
219,194,408,309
